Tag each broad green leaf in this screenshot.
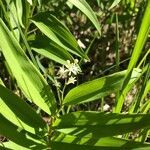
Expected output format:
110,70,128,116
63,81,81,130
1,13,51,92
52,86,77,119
0,84,46,134
51,132,150,150
68,0,101,35
31,12,87,59
53,112,150,138
0,19,56,115
109,0,121,10
63,69,141,105
0,114,46,149
31,35,73,65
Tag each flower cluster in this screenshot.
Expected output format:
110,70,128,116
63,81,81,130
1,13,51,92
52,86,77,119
57,59,81,85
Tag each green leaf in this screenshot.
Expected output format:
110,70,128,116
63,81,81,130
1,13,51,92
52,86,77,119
0,19,56,115
26,0,32,5
0,114,46,149
0,84,46,134
15,0,24,28
31,35,73,65
115,1,150,113
68,0,101,35
31,12,87,59
109,0,121,10
9,0,20,40
53,111,150,138
51,132,150,150
1,141,30,150
63,69,141,105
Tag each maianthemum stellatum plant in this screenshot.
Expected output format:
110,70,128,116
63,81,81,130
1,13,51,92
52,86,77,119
0,0,150,149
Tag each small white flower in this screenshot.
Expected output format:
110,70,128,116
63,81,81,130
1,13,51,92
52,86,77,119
57,66,68,78
66,76,77,85
103,104,110,111
77,39,86,49
65,59,81,76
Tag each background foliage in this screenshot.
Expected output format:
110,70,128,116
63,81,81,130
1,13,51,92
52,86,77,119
0,0,150,149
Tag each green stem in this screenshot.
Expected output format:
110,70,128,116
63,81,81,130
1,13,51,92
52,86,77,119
115,13,120,71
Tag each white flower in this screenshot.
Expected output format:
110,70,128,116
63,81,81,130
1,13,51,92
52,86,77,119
66,76,77,85
103,104,110,111
77,39,86,49
65,59,81,76
57,66,68,78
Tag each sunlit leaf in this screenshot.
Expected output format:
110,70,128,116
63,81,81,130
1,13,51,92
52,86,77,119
109,0,121,10
53,111,150,138
63,69,141,105
31,35,73,65
0,84,46,134
51,131,150,150
0,19,56,115
31,12,87,59
0,114,46,149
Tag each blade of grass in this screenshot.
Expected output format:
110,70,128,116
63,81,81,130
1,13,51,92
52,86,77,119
115,0,150,113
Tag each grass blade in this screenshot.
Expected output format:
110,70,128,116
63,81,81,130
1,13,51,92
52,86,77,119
115,0,150,113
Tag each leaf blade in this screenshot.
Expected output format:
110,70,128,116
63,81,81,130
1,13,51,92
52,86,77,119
31,35,73,65
53,111,150,138
0,84,46,134
0,114,46,149
63,69,141,105
51,131,150,150
0,19,56,115
68,0,101,35
31,12,87,59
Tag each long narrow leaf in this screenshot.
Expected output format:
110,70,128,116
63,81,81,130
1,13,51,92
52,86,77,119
0,19,56,115
31,35,73,65
68,0,101,35
63,69,141,105
0,114,46,149
0,84,46,134
115,0,150,113
53,111,150,138
109,0,121,10
31,12,87,59
51,131,150,150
